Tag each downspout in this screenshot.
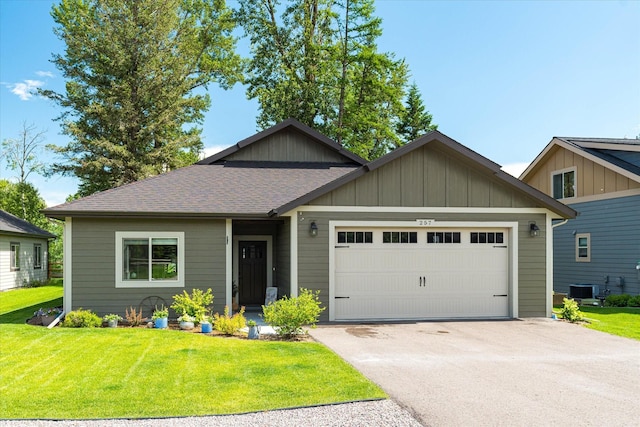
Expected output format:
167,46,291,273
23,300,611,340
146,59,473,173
552,219,569,229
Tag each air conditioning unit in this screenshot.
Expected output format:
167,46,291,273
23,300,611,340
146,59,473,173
568,284,600,299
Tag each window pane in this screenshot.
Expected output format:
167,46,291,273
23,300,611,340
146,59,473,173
383,232,391,243
391,232,399,243
471,233,478,244
564,171,575,198
578,248,588,258
364,232,373,243
123,239,149,280
34,244,42,269
553,174,563,199
337,232,346,243
400,232,409,243
495,233,504,244
409,232,417,243
578,237,588,247
479,233,487,244
487,233,495,244
355,232,364,243
152,238,178,280
453,232,461,243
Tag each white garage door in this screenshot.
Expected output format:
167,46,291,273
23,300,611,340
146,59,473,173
334,228,510,320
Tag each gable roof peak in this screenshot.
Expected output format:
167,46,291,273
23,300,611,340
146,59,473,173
198,118,367,166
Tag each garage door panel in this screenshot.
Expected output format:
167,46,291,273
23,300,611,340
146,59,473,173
334,227,510,320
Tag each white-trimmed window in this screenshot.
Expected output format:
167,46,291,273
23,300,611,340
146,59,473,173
10,242,20,271
576,233,590,262
34,244,42,269
552,168,576,199
115,232,185,288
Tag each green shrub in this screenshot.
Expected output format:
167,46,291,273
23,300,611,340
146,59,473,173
213,306,246,335
171,288,213,323
262,288,325,338
61,308,102,328
627,295,640,307
560,298,583,323
605,294,631,307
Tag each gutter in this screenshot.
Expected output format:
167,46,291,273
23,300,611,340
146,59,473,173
552,219,569,229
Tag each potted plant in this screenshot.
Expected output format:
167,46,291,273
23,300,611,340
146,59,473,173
247,319,260,340
151,306,169,329
178,313,195,330
200,315,212,333
103,313,122,328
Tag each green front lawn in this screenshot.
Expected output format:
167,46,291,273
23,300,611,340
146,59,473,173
553,306,640,341
0,286,385,419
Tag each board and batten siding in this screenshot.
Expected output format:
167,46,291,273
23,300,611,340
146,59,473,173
224,128,352,164
296,211,548,321
71,218,227,317
553,194,640,296
525,145,640,198
310,144,534,208
0,235,49,290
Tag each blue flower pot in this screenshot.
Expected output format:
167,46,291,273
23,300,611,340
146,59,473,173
154,317,168,329
201,322,212,333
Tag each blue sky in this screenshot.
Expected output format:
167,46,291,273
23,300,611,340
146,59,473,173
1,0,639,207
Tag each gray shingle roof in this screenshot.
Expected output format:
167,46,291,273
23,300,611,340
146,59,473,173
0,210,56,238
44,163,358,218
558,137,640,178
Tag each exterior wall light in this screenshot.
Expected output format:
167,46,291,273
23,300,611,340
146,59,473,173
309,221,318,237
529,222,540,237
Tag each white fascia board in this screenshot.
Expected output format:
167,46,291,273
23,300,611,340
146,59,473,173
293,206,553,214
284,209,299,297
546,213,554,318
63,217,72,314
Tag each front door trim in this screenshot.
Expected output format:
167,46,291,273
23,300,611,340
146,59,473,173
233,235,273,305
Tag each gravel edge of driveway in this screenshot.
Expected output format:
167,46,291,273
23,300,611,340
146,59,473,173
0,399,423,427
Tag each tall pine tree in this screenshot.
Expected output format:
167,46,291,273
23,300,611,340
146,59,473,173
237,0,428,160
43,0,243,196
396,82,437,143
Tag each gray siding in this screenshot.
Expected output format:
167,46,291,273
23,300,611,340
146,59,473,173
554,194,640,296
297,211,548,321
71,218,226,317
275,219,291,296
225,128,352,163
310,144,534,208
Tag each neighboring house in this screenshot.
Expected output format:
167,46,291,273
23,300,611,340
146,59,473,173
521,137,640,298
0,210,56,291
44,119,575,321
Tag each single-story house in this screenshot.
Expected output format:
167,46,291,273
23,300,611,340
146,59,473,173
521,137,640,298
1,209,56,291
44,119,576,321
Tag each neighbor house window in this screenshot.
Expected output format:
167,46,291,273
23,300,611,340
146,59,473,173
576,233,590,262
34,244,42,269
10,242,20,271
552,168,576,199
115,232,185,288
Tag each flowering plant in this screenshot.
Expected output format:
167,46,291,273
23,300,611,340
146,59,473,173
178,314,195,323
34,307,62,317
103,313,123,321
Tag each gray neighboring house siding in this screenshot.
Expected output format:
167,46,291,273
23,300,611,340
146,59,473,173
553,194,640,296
45,119,575,321
521,137,640,298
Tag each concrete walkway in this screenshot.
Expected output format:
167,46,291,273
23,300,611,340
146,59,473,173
309,319,640,426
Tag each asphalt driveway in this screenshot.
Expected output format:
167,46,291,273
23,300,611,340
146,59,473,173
309,319,640,427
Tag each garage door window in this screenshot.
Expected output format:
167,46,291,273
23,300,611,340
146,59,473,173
337,231,373,244
383,231,417,244
427,232,461,244
471,232,504,244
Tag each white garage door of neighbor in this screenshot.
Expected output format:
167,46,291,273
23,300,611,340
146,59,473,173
334,228,510,320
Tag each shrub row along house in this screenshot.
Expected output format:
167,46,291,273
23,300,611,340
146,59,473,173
521,137,640,298
44,119,575,321
1,209,56,290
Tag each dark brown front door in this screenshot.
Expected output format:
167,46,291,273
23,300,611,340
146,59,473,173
239,241,267,306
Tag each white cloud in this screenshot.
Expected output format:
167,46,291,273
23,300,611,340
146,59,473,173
201,145,227,159
501,162,530,178
35,70,54,78
8,79,44,100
